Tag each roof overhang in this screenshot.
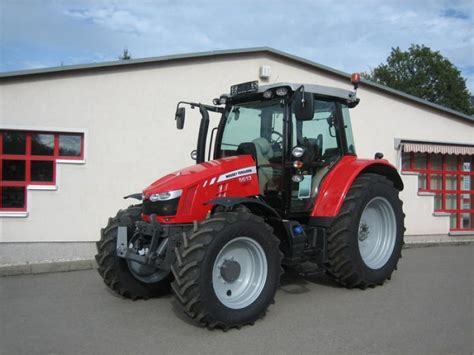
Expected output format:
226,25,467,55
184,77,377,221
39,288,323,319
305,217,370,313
0,46,472,124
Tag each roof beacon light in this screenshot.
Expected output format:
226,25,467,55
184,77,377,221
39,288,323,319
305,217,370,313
351,73,361,90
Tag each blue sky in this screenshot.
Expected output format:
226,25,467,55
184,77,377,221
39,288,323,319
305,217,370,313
1,0,473,91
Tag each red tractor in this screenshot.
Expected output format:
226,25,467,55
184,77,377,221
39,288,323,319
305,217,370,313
96,76,405,330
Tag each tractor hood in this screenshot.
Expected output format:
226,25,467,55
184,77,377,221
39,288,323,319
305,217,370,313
142,155,257,198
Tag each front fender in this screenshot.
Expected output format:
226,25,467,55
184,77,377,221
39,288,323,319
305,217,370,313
208,197,281,218
311,156,403,217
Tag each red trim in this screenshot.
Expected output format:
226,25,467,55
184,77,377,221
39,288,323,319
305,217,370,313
403,152,473,231
0,130,84,212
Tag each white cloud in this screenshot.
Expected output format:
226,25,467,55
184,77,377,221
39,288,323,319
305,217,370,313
1,0,473,92
65,7,153,35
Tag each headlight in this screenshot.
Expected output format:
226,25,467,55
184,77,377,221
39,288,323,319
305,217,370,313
292,174,304,182
263,89,273,99
144,189,182,216
275,87,288,96
291,146,305,158
149,189,182,202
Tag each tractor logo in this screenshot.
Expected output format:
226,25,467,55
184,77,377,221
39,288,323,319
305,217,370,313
217,166,257,183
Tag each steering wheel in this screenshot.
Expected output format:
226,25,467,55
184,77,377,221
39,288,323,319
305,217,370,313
270,130,283,145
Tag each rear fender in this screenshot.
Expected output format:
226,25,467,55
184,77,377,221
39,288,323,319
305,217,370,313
311,156,403,217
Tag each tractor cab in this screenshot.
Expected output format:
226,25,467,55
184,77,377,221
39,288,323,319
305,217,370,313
176,81,360,218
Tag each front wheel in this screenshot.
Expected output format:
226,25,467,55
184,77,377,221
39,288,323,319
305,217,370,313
95,205,172,299
171,212,282,330
326,173,405,288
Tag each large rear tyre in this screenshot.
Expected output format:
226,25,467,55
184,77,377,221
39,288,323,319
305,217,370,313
326,174,405,289
171,212,282,330
95,205,171,300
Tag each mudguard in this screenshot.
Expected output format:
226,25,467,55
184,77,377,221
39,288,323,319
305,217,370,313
312,155,403,217
209,197,281,218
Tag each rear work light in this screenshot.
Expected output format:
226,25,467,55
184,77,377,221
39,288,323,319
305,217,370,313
275,87,288,96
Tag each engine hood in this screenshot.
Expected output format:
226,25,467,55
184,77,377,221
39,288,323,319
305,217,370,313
142,155,256,197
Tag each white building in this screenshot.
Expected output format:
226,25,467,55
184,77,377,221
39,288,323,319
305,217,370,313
0,48,473,267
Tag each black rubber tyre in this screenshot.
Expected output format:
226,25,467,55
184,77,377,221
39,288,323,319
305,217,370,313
326,173,405,289
171,212,282,330
95,205,171,300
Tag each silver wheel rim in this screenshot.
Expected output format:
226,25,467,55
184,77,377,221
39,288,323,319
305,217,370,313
358,197,397,269
212,237,268,310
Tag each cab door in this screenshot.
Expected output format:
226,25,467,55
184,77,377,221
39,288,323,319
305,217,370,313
215,100,287,213
288,99,344,215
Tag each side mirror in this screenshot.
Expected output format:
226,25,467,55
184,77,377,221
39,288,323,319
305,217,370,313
175,107,185,129
293,91,314,121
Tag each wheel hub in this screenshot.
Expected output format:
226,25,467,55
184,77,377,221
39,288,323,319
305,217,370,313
220,259,241,283
359,223,370,241
358,197,397,269
212,237,268,310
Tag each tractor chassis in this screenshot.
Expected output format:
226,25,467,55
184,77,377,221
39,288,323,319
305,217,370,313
116,216,191,271
115,213,329,277
280,221,328,276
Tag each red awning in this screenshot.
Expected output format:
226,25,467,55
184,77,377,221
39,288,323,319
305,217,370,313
402,142,474,155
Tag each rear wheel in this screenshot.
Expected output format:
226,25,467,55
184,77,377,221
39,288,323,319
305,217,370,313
95,205,171,300
326,174,405,288
171,212,282,330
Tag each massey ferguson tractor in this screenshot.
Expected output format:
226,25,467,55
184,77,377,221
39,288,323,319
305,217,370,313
96,75,405,330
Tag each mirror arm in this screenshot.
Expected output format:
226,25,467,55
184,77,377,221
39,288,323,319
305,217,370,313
196,105,210,164
176,101,223,113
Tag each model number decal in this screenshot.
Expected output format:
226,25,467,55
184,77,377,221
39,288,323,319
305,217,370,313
217,166,257,183
239,176,252,184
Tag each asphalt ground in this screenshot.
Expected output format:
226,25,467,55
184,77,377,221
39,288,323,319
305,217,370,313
1,245,472,355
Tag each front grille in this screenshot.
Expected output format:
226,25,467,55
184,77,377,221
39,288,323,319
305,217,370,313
142,198,180,216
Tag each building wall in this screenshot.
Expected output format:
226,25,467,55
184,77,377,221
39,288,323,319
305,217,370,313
1,52,472,264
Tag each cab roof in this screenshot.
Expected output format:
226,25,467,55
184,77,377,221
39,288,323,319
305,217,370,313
225,82,358,105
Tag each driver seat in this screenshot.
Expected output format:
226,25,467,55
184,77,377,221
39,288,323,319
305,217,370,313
252,138,274,194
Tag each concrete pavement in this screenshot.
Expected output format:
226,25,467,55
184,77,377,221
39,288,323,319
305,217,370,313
0,245,472,354
1,234,473,277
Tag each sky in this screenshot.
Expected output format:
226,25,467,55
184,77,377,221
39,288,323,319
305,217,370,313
1,0,473,91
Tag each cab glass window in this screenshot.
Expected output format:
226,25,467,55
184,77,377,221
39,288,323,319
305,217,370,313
341,105,356,154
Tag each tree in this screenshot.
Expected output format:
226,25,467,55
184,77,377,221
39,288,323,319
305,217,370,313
119,48,131,60
364,45,473,115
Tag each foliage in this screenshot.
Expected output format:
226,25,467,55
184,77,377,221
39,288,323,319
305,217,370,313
119,48,131,60
363,45,473,115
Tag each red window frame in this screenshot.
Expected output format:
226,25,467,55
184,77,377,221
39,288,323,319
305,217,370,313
402,152,474,232
0,130,84,212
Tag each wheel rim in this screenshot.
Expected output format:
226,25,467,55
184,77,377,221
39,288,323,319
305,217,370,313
358,197,397,269
212,237,268,310
127,260,169,284
126,234,169,283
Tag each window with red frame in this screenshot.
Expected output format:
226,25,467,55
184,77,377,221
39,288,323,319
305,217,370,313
0,130,84,212
402,152,473,232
